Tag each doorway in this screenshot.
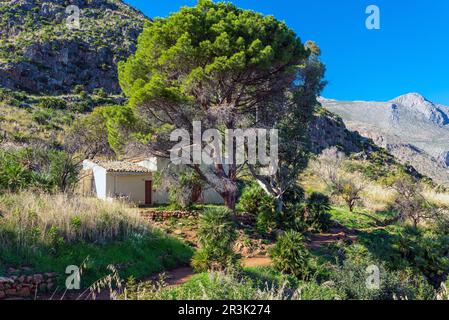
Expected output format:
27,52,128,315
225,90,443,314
145,180,152,205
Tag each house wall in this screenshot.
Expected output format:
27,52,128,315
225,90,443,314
92,166,108,199
107,173,152,204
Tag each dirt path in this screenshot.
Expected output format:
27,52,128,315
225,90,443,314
165,266,195,286
241,257,272,268
306,227,357,249
163,256,273,288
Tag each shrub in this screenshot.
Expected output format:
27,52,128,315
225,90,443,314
168,170,204,209
303,193,333,231
32,108,54,125
0,148,80,194
72,85,84,94
270,230,311,279
93,88,107,98
287,192,333,232
238,183,276,235
38,97,67,110
389,175,437,228
70,100,91,113
393,227,449,284
191,207,238,272
0,149,36,193
330,258,436,300
312,147,365,212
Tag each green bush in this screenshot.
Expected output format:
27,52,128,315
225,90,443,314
38,97,67,110
0,150,35,193
70,100,91,113
304,193,333,231
72,85,85,94
238,183,276,235
330,258,436,300
166,170,204,210
0,148,79,194
283,192,332,232
93,88,107,98
191,207,238,272
270,230,311,279
393,227,449,284
32,108,52,125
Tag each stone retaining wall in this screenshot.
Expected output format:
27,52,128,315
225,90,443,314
141,210,198,221
0,271,57,299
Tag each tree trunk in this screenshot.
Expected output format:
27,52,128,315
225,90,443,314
348,201,354,212
222,191,237,212
276,196,284,213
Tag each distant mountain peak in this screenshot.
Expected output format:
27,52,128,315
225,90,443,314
390,93,430,106
389,93,449,126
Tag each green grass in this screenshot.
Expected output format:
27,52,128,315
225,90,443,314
329,206,378,229
0,230,193,287
329,206,396,230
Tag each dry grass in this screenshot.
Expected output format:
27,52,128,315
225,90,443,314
423,189,449,208
361,183,396,212
0,192,149,248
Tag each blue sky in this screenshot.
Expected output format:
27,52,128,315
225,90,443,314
124,0,449,104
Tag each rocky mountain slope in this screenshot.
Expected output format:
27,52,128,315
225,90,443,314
0,0,147,94
320,93,449,186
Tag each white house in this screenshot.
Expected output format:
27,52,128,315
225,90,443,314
80,157,224,206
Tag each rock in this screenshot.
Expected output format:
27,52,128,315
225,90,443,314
5,289,16,296
17,287,30,297
33,274,44,283
0,277,14,284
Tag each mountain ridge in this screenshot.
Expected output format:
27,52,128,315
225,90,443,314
320,93,449,186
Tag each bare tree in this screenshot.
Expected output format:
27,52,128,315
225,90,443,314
390,176,439,228
313,147,365,212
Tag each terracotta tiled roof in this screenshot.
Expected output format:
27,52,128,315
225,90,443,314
93,160,150,173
